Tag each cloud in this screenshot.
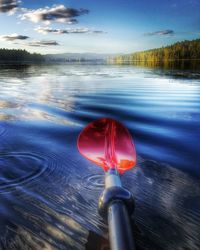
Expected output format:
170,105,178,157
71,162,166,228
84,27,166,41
0,33,29,41
0,0,19,13
20,4,89,24
35,27,105,35
28,40,59,47
144,30,174,36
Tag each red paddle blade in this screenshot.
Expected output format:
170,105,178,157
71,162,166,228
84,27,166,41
77,118,136,174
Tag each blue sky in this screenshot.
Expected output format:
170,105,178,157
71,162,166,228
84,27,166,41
0,0,199,54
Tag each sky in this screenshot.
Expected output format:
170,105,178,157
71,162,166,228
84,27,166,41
0,0,199,54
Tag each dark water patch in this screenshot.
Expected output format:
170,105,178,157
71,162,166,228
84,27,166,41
86,231,109,250
123,159,200,250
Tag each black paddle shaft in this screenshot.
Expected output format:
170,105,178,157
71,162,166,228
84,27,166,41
108,201,136,250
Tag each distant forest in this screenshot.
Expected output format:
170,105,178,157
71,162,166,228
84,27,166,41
0,49,44,63
110,39,200,64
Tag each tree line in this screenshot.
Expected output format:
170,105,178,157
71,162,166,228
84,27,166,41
0,49,44,63
110,38,200,64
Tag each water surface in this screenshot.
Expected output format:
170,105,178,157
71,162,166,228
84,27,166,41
0,64,200,249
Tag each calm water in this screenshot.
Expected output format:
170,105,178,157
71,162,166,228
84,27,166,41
0,64,200,250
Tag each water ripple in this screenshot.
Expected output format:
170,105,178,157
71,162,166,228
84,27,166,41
0,152,48,193
0,148,69,195
0,65,200,249
0,124,6,137
82,174,104,190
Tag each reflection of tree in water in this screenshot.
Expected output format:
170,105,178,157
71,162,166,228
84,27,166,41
123,158,200,250
132,59,200,71
110,59,200,74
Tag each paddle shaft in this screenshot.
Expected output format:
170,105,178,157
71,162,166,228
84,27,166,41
105,170,136,250
108,201,135,250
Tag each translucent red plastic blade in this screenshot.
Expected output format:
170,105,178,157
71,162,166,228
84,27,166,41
77,118,136,174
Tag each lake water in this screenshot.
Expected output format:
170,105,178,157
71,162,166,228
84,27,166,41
0,64,200,250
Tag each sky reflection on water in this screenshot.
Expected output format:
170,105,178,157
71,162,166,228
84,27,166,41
0,64,200,249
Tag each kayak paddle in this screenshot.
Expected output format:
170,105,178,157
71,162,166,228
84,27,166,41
78,118,137,250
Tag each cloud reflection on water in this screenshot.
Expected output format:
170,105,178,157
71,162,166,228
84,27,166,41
0,64,199,249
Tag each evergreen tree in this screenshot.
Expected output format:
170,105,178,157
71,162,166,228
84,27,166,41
111,39,200,65
0,49,44,63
